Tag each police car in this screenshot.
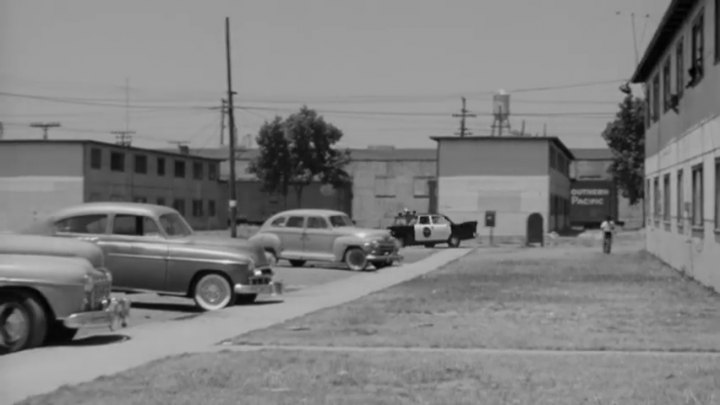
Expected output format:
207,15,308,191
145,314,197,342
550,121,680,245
387,211,477,248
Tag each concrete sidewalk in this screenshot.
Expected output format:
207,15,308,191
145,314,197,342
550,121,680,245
0,248,472,405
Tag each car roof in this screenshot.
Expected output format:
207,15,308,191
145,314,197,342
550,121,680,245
271,209,348,217
49,202,178,219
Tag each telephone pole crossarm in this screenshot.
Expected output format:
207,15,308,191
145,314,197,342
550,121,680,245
452,97,476,137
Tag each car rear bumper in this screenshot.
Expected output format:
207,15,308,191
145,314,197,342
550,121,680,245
366,252,403,262
234,280,284,296
63,297,131,330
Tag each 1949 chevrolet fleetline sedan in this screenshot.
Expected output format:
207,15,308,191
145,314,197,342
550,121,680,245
19,202,283,311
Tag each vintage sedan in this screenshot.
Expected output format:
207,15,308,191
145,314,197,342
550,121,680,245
19,202,283,311
0,234,130,354
249,209,402,271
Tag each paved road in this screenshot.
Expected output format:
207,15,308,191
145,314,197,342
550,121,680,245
75,247,436,340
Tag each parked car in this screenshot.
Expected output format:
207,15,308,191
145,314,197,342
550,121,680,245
19,202,283,311
0,234,131,354
249,209,402,271
388,212,477,248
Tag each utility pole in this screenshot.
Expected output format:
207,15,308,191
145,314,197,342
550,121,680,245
111,78,135,146
225,17,239,238
220,99,227,146
30,122,61,140
452,97,476,137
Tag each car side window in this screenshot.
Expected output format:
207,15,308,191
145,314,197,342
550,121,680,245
270,216,286,227
54,214,108,234
418,216,430,225
307,216,329,229
112,215,162,237
432,215,448,225
285,216,305,228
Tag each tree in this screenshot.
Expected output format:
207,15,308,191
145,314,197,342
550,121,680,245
601,94,645,206
248,106,351,207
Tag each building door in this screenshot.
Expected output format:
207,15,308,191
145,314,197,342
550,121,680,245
428,179,438,214
526,212,544,247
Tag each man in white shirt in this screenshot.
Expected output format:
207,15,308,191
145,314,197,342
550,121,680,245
600,215,616,254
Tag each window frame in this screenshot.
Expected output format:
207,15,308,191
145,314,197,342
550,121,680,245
662,58,672,113
192,199,204,217
653,176,661,224
134,154,148,175
110,151,125,172
715,158,720,232
173,199,186,216
90,148,102,169
691,164,704,231
690,9,705,86
285,216,305,228
676,37,685,99
208,200,216,217
663,173,671,224
157,157,166,176
193,161,204,180
677,169,684,231
651,74,660,122
174,160,186,178
53,214,109,235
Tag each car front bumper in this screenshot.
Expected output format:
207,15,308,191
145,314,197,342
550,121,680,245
366,252,403,262
234,280,284,296
63,297,131,330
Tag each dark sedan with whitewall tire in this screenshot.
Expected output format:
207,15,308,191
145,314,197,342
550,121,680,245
19,202,283,311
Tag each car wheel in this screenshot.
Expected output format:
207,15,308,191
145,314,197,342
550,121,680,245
448,235,461,248
264,250,278,267
193,273,233,311
372,261,390,269
289,260,306,267
45,322,79,345
345,248,368,271
424,243,436,248
234,294,257,305
0,292,47,354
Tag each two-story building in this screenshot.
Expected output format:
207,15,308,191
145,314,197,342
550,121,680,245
632,0,720,291
431,136,574,243
0,140,226,231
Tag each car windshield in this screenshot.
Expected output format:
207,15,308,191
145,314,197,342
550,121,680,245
159,213,193,237
329,215,353,227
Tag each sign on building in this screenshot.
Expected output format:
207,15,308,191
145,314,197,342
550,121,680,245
569,180,617,224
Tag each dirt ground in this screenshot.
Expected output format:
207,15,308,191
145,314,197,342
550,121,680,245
18,237,720,405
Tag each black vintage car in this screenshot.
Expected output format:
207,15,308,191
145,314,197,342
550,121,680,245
387,212,477,248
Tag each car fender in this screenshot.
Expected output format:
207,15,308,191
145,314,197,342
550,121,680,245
332,234,365,261
248,232,282,255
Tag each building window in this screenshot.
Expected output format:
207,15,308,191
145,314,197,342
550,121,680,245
663,174,671,223
110,151,125,172
691,164,704,229
646,178,652,222
193,162,203,180
208,200,216,217
208,163,218,180
90,148,102,169
662,58,671,113
653,177,660,223
134,155,147,174
676,38,684,99
715,158,720,231
412,176,431,198
677,169,684,230
174,160,186,178
374,176,395,198
156,197,166,206
651,74,660,122
690,10,705,86
192,200,203,217
644,86,651,128
549,147,557,169
157,157,166,176
173,199,186,216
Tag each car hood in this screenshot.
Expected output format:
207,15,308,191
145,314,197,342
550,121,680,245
334,227,393,240
0,234,105,270
184,235,269,267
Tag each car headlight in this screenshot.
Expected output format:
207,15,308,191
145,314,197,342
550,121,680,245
83,274,95,293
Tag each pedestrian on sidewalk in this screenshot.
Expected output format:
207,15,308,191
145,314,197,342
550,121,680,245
600,215,616,254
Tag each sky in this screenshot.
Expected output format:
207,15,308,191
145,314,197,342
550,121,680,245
0,0,669,151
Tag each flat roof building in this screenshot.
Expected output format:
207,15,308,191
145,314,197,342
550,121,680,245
0,140,226,231
431,136,574,244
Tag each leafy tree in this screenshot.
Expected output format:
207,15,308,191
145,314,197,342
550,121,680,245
601,94,645,206
248,106,351,207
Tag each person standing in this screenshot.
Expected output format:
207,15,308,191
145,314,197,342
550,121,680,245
600,215,616,254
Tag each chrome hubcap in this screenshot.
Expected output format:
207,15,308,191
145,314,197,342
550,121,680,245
198,277,228,305
348,250,366,268
0,303,28,347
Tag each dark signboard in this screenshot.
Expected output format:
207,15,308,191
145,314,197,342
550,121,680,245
569,180,616,224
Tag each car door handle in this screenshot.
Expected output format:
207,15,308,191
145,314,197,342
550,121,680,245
79,236,99,243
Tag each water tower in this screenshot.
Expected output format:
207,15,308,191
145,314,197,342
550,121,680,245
491,89,511,136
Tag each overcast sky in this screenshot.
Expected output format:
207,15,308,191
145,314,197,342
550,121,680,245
0,0,668,150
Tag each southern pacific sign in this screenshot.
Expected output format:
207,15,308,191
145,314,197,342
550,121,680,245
569,181,616,223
